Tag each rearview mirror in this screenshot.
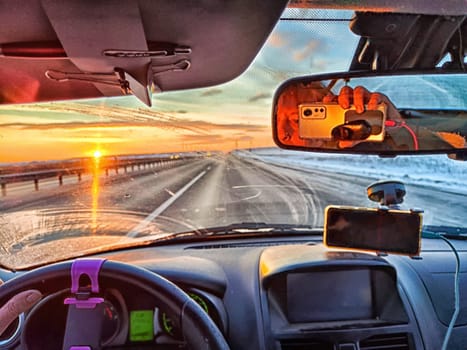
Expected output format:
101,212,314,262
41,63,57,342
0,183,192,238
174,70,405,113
272,70,467,157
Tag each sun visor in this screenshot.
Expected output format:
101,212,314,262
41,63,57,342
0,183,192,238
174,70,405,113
41,0,153,105
0,0,288,105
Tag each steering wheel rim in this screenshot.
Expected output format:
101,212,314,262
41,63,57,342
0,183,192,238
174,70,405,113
0,259,230,350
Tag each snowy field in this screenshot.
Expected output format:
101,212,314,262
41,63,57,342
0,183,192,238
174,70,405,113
236,147,467,196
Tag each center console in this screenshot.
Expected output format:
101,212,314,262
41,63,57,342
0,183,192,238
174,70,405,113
259,244,423,350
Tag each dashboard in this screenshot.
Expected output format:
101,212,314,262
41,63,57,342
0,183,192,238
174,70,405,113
1,233,466,349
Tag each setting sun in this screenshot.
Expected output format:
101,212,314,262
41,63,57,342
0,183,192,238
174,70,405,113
93,150,102,159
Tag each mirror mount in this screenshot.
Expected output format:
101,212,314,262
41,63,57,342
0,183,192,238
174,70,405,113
349,12,466,71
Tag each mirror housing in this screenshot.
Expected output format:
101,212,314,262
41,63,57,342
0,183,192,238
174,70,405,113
272,69,467,158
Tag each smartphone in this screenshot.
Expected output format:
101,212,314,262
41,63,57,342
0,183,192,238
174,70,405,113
298,103,387,141
324,205,422,256
298,103,345,140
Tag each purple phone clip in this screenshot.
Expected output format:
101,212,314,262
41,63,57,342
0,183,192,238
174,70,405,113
64,259,106,309
70,259,105,293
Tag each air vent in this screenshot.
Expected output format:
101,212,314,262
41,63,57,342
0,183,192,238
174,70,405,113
360,333,411,350
280,339,333,350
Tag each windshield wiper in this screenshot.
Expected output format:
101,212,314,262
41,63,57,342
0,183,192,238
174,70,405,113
193,222,322,236
134,222,322,246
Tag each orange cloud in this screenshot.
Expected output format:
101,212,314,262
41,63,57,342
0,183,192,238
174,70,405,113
267,33,286,48
248,92,271,103
200,89,223,97
293,40,321,62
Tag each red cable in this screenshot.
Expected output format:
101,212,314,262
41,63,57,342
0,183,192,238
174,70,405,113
401,123,419,150
384,120,419,150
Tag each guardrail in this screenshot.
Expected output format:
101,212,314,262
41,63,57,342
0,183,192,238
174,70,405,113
0,152,205,196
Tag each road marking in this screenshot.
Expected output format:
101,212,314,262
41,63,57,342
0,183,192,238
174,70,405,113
241,190,262,201
165,189,175,196
127,170,207,237
232,185,300,189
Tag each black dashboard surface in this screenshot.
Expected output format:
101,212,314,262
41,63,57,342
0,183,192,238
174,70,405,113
1,234,466,349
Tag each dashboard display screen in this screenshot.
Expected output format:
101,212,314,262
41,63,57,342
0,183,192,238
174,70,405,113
129,310,154,342
287,269,373,322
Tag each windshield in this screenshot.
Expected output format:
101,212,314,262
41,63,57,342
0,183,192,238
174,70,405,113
1,9,466,269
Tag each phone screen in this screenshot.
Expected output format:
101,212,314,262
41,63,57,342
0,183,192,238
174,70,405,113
324,206,422,255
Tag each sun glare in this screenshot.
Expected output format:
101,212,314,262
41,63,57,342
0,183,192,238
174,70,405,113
93,150,102,159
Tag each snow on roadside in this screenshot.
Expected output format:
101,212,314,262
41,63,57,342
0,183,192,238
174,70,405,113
235,147,467,196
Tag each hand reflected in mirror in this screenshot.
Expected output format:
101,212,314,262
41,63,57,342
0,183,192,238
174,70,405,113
0,289,42,335
273,71,467,155
275,82,422,151
322,85,410,149
276,81,406,149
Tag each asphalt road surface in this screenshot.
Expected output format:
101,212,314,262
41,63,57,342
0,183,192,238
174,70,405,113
1,153,465,236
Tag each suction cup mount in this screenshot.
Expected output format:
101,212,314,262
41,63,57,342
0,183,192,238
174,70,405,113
367,180,406,208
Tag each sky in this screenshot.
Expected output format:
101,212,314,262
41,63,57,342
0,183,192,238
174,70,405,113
0,10,359,163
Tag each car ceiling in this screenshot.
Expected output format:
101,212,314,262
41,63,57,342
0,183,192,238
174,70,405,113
0,0,465,106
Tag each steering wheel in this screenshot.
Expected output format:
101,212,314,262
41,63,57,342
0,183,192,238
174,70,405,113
0,259,230,350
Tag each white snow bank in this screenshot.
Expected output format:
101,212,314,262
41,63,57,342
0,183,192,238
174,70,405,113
236,147,467,196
